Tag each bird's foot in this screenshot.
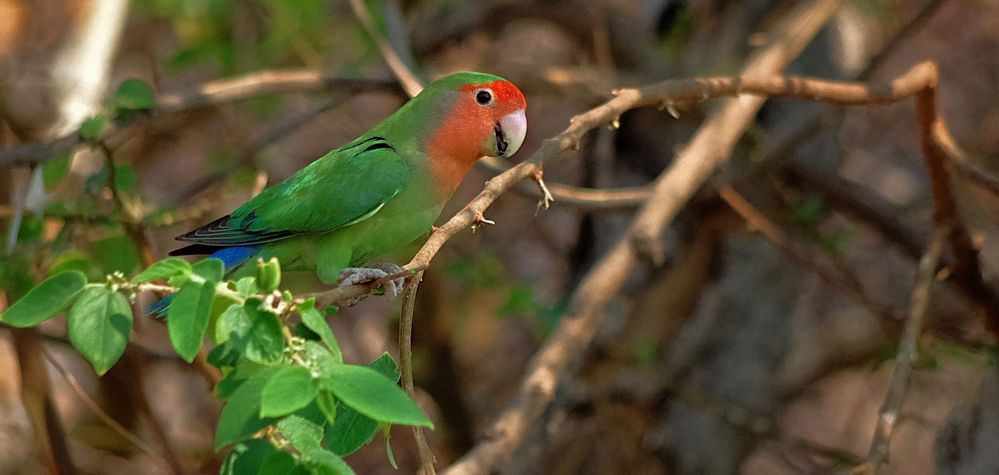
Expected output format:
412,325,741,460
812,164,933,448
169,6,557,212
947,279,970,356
338,263,406,305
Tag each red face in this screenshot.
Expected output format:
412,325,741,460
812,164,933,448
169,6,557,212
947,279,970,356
428,80,528,191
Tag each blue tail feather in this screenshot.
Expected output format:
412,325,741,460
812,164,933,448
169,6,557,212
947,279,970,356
145,245,259,317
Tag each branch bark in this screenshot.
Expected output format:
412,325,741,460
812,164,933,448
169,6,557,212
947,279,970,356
440,0,844,472
854,227,947,473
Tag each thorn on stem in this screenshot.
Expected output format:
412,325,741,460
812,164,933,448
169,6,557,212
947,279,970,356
471,211,495,233
533,169,554,214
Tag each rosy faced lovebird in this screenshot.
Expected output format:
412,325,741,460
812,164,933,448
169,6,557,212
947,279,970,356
148,72,527,314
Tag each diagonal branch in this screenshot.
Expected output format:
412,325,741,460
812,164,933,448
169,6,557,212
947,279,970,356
853,226,947,474
439,0,845,472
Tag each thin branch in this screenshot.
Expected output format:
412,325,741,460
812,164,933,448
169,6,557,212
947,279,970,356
43,350,175,474
399,271,436,474
440,1,844,472
348,0,424,97
0,74,402,168
718,185,896,319
854,227,947,473
915,75,999,339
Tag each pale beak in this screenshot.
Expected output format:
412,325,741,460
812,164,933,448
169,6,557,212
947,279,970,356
494,109,527,158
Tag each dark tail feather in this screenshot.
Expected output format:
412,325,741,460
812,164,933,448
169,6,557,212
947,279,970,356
146,294,174,318
147,245,260,318
169,244,221,256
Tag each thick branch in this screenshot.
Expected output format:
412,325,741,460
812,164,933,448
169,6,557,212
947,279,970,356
440,0,844,472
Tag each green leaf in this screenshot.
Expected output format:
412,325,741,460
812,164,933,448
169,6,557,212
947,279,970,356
322,364,432,427
207,340,240,368
278,416,356,474
316,390,338,423
113,79,157,111
277,415,324,457
299,299,340,362
326,404,378,457
78,115,107,141
217,301,284,364
215,367,279,451
260,366,318,418
43,152,71,190
368,353,400,382
167,281,215,362
325,354,401,456
134,258,192,283
94,235,141,274
67,287,132,375
0,271,86,327
256,257,281,293
113,165,137,191
192,258,224,283
258,450,305,475
220,439,276,475
304,450,355,475
235,277,259,296
384,434,398,470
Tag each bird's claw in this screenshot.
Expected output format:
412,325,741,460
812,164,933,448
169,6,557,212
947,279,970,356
338,263,406,305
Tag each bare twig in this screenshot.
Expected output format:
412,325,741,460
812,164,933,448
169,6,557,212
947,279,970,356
0,74,401,168
854,227,947,474
916,89,999,337
440,1,844,472
43,350,175,474
718,185,896,319
349,0,424,97
399,271,436,474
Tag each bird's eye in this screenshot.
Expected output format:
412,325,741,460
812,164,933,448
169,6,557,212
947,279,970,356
475,89,493,105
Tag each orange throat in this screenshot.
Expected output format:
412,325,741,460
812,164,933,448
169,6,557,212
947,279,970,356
426,116,489,195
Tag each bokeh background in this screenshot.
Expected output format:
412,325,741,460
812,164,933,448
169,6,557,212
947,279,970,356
2,0,999,473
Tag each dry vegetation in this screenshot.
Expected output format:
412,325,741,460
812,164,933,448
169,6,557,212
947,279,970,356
2,0,999,474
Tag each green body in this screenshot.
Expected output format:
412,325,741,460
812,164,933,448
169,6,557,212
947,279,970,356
179,73,508,283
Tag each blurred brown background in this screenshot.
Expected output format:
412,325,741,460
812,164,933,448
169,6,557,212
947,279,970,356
2,0,999,473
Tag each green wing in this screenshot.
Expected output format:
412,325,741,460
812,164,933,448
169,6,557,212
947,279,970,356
176,137,409,247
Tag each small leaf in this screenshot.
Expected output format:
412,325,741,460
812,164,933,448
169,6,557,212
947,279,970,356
260,366,318,418
94,235,140,274
220,439,276,475
304,450,356,475
79,115,107,140
168,281,215,362
217,301,284,364
256,257,281,293
235,277,258,296
215,367,279,451
325,354,401,456
67,287,132,375
368,353,400,382
258,450,303,475
277,415,324,457
322,364,432,427
0,271,87,327
326,405,378,457
113,79,157,111
43,152,71,190
384,435,398,470
134,258,192,283
113,165,137,191
316,390,338,423
192,258,224,283
299,299,340,361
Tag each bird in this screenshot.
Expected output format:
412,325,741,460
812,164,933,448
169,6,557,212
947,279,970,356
148,72,527,315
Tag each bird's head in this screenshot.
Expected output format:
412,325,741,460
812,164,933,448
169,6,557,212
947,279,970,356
414,72,527,189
